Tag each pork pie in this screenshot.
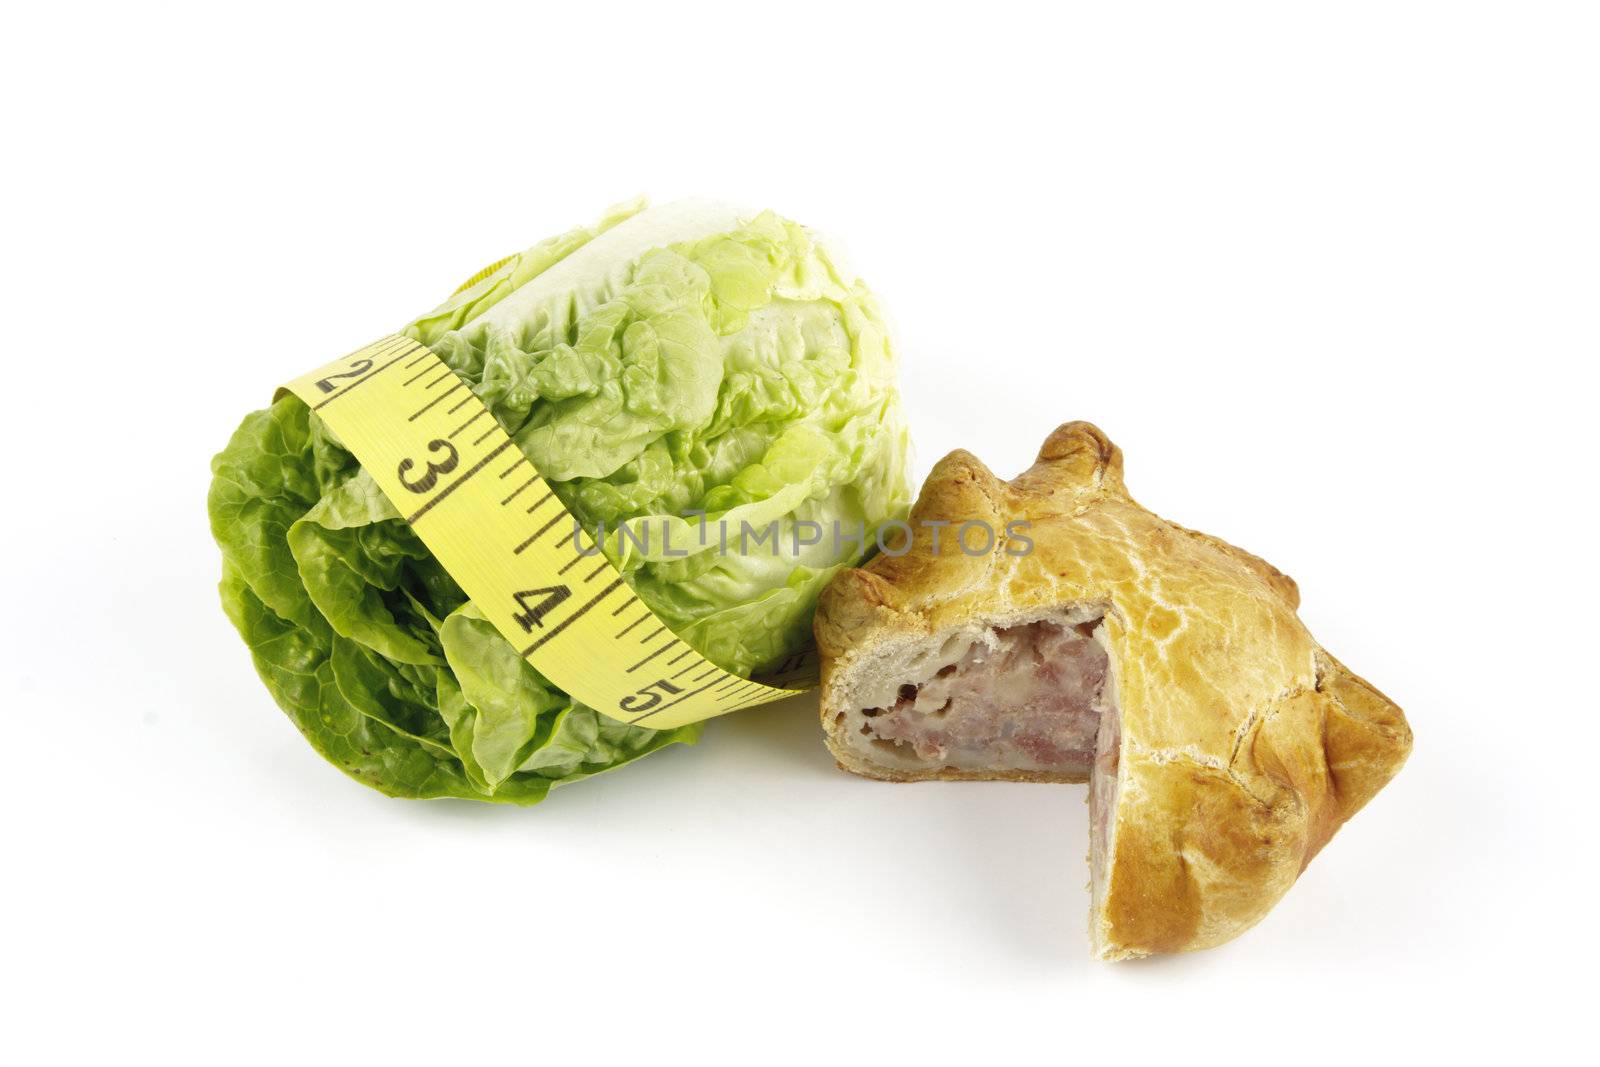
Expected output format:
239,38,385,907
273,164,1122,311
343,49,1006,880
814,422,1412,958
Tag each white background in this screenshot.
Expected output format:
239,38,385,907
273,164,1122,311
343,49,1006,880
4,2,1595,1062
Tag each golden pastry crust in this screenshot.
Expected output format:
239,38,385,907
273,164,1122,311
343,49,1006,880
815,422,1412,958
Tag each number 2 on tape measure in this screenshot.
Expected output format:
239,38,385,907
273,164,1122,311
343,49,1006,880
315,359,373,392
276,334,815,729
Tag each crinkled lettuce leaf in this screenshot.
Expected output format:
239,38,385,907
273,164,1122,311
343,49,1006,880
210,199,912,802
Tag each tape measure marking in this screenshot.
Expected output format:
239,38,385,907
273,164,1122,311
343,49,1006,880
279,334,816,730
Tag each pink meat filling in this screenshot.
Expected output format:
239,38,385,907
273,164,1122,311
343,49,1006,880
858,619,1109,775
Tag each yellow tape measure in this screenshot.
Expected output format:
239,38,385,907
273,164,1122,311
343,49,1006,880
279,334,814,730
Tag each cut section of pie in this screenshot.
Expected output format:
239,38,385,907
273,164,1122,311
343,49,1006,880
815,422,1412,958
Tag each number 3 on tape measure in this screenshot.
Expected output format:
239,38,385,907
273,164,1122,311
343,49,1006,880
276,334,813,730
397,440,460,494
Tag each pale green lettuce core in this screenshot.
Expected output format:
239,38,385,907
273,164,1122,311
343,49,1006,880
209,200,913,803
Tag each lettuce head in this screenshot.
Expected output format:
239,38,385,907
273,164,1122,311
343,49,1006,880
209,199,913,803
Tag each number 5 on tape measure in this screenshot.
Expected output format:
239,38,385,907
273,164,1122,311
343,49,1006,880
277,334,814,730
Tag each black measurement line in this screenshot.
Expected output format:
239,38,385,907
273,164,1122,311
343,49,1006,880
447,410,488,439
583,560,611,583
347,334,411,372
714,677,745,694
520,578,625,657
422,368,455,390
401,357,440,387
500,475,539,506
556,552,586,576
616,613,650,638
514,511,569,553
691,666,721,682
497,458,525,478
526,491,554,515
446,395,475,415
408,381,464,421
363,335,412,363
470,426,498,446
626,639,679,674
312,340,419,410
611,598,641,617
637,624,666,645
553,529,575,550
402,347,433,370
670,660,703,680
405,439,514,525
666,648,694,666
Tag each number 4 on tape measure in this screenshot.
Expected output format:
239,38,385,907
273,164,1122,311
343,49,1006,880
512,586,571,631
277,335,815,730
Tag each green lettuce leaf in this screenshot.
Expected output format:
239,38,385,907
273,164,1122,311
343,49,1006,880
210,199,912,802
